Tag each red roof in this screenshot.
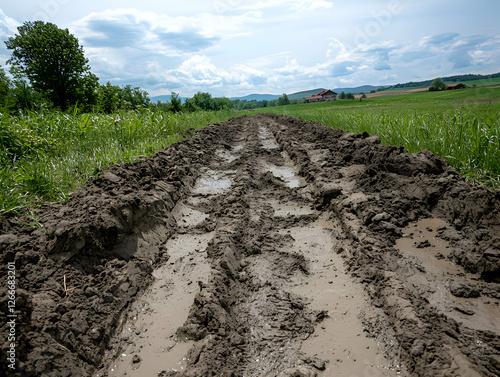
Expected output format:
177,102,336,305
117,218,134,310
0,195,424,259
307,89,338,101
315,90,330,96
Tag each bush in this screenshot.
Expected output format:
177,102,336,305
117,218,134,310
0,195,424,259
429,78,447,91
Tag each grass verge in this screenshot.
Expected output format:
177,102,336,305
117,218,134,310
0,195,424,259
0,108,238,216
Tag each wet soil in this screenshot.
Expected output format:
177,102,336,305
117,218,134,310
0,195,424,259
1,114,499,377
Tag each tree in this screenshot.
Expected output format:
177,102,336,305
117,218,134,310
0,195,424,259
7,65,49,111
277,93,290,106
339,91,346,99
187,92,213,111
97,82,121,113
429,78,447,92
119,85,150,110
345,92,355,100
5,21,98,110
169,92,183,113
0,66,10,108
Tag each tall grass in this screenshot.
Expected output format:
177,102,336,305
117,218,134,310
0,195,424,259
255,87,500,187
0,108,238,215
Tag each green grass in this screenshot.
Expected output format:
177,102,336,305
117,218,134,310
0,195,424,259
253,87,500,188
445,77,500,88
376,77,500,92
0,108,238,216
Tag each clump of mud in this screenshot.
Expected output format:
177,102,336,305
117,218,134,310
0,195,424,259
1,114,499,377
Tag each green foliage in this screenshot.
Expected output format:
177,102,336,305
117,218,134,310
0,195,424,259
0,108,239,215
120,85,150,110
0,66,10,108
5,21,98,110
96,83,150,113
169,92,183,113
429,78,447,92
98,82,121,114
277,93,290,106
233,98,271,110
345,93,355,100
339,91,346,99
184,92,234,112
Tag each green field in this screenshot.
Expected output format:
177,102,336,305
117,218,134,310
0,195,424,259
445,77,500,87
376,77,500,92
2,87,499,216
0,109,238,215
253,87,500,188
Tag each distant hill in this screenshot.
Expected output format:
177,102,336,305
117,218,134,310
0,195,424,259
333,85,385,94
150,94,188,103
231,86,385,102
229,93,280,101
383,72,500,90
288,88,326,100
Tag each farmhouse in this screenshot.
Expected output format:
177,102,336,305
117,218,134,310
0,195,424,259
306,89,338,103
447,83,467,90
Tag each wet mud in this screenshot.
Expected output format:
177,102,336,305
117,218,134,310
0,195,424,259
1,114,499,376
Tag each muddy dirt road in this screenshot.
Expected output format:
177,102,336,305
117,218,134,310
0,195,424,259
1,114,500,377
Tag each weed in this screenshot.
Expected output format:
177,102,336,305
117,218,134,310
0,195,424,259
0,108,239,216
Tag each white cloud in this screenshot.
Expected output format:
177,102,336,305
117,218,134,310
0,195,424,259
0,9,20,66
237,0,333,12
0,9,19,37
290,0,333,11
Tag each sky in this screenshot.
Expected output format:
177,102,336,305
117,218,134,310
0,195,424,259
0,0,499,98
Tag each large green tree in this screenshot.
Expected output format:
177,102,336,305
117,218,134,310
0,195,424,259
5,21,98,110
429,78,447,92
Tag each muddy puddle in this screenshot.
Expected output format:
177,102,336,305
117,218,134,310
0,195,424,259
192,169,235,195
107,227,214,376
259,125,279,149
283,214,399,376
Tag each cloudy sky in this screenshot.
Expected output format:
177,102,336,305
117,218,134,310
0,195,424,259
0,0,499,97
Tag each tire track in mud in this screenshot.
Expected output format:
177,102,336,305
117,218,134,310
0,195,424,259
2,114,499,377
103,118,399,376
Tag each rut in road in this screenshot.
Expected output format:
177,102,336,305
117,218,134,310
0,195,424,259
105,116,398,376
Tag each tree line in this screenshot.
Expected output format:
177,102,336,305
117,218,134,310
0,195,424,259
381,72,500,90
232,93,300,110
0,20,235,114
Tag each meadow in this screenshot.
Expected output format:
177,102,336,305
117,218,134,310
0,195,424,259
254,87,500,188
0,109,237,216
1,86,499,216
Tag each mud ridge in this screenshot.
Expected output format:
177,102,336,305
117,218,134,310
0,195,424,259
268,113,500,376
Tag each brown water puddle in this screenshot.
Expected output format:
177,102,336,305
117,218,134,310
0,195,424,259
192,169,235,195
259,125,280,149
108,215,215,376
284,214,400,376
